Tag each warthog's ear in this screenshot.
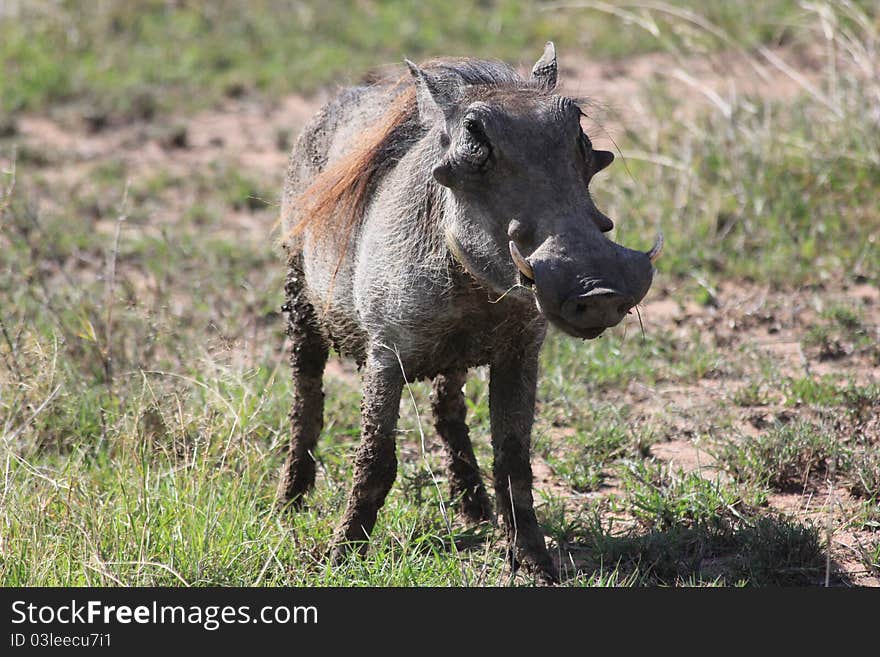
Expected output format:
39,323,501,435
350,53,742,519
405,59,457,126
592,149,614,174
531,41,558,90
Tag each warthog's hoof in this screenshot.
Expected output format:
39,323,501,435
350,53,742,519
275,459,316,513
531,563,559,586
273,493,307,514
329,544,348,567
520,556,559,586
328,538,371,567
273,481,309,514
508,542,559,586
329,513,375,565
457,486,495,525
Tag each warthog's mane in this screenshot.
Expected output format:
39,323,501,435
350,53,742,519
287,58,551,250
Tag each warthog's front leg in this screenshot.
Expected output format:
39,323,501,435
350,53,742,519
490,347,557,584
276,256,329,510
331,352,404,561
431,369,493,523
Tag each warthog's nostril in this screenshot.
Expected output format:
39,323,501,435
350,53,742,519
560,290,634,332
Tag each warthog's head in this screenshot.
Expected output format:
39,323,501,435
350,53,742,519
407,43,661,339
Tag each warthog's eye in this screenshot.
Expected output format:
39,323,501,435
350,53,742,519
463,116,483,137
460,116,492,170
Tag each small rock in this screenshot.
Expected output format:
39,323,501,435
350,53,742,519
84,110,109,133
0,116,18,138
224,82,247,99
159,124,189,149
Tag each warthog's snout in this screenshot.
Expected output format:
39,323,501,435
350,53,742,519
512,233,663,339
561,288,636,334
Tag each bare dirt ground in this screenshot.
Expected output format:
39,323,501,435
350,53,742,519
619,279,878,585
11,44,878,585
18,45,825,192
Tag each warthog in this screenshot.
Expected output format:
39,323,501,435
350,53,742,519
277,42,662,582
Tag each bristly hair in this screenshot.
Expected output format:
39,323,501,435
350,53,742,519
286,79,419,252
284,57,546,253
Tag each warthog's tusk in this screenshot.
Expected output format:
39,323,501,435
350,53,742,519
647,232,664,264
509,241,535,281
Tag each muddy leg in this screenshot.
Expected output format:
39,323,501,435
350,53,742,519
490,348,557,584
431,369,493,523
331,353,404,561
275,257,329,509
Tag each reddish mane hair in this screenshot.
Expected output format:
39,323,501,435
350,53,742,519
286,81,418,249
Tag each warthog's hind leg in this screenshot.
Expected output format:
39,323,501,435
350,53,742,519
331,352,404,561
276,256,329,510
431,369,493,524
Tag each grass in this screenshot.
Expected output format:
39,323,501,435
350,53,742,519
1,0,814,120
784,377,879,411
543,484,825,586
2,1,880,586
803,303,880,363
713,420,842,493
712,374,879,496
620,461,759,530
536,404,643,492
599,92,880,286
